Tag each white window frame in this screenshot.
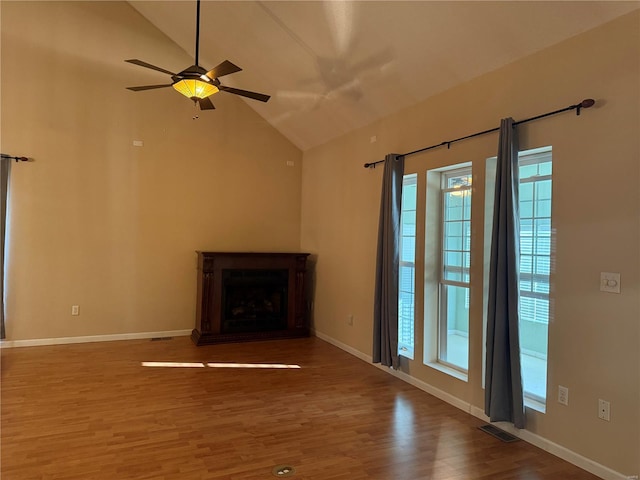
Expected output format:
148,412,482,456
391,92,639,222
437,167,472,373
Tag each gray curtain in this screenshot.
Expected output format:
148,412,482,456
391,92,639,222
373,153,404,369
1,158,10,339
485,118,525,429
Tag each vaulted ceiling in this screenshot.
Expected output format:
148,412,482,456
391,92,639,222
128,1,639,151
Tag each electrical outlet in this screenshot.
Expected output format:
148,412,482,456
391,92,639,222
347,314,354,326
558,385,569,406
598,399,610,421
71,305,79,316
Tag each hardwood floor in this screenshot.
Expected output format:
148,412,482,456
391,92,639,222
1,336,599,479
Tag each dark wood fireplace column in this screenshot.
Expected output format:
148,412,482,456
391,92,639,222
191,252,310,346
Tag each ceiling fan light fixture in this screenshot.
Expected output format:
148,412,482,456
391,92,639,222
172,78,219,100
125,0,269,107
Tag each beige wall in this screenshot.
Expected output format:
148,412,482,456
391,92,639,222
1,2,302,340
301,10,640,477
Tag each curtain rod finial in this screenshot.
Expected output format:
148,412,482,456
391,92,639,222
576,99,595,116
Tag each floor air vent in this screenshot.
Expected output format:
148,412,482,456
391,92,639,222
150,337,173,341
272,465,295,477
478,424,519,442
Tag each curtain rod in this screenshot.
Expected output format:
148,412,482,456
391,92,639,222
363,98,595,168
1,153,29,162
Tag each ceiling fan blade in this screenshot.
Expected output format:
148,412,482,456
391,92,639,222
198,97,215,110
126,84,173,91
350,48,395,75
205,60,242,79
125,59,176,76
219,85,270,102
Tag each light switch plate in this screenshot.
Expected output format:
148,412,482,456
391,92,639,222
600,272,621,294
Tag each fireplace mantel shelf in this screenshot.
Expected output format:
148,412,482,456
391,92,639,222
191,252,310,346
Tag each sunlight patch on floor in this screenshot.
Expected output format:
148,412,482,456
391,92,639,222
141,362,301,369
206,363,301,369
141,362,205,368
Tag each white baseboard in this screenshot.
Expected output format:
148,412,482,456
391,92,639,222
312,329,634,480
312,329,372,363
0,329,193,348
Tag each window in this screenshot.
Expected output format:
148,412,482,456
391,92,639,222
398,174,417,359
438,168,472,372
484,146,552,406
518,147,552,403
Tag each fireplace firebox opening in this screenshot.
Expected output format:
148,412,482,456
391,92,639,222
221,269,288,334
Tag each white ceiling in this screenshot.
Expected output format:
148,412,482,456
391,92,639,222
128,1,639,151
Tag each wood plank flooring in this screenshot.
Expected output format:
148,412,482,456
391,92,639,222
1,336,600,479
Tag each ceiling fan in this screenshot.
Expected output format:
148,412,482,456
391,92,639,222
125,0,270,110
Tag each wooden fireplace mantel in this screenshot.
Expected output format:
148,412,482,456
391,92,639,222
191,252,310,346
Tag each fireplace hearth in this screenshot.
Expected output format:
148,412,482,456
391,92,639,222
191,252,310,345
